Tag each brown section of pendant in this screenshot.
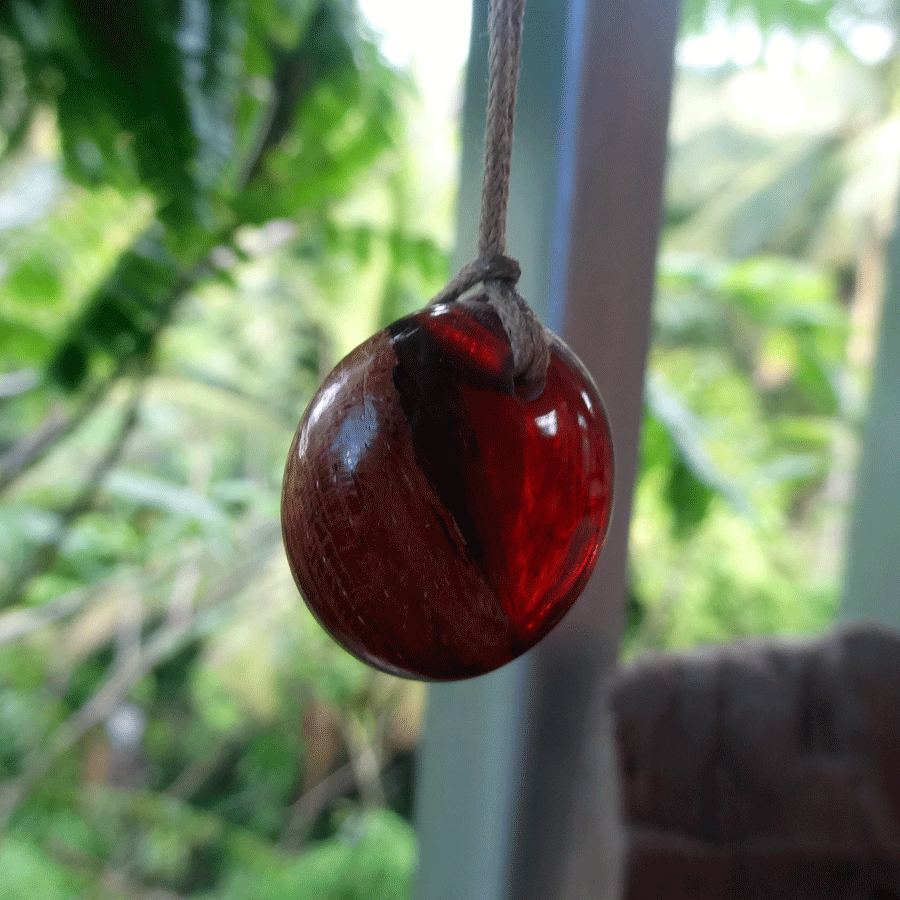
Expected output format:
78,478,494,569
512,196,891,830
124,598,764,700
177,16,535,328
281,326,522,680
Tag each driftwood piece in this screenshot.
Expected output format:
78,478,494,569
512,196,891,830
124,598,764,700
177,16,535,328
609,624,900,899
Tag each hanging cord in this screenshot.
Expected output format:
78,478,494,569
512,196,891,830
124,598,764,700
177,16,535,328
430,0,550,387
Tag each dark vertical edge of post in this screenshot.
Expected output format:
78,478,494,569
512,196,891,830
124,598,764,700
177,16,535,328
505,0,681,897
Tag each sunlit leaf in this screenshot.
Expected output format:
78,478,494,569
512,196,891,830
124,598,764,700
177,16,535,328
0,316,53,364
210,809,416,900
104,470,228,529
0,838,67,900
668,138,843,259
644,373,751,536
46,228,184,390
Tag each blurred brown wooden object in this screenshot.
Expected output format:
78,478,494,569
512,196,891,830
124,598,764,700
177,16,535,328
609,624,900,899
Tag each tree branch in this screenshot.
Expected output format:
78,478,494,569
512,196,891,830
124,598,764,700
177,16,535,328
0,564,200,827
0,524,282,825
0,368,121,498
0,376,146,612
0,589,90,645
0,34,313,501
279,762,358,848
238,35,321,190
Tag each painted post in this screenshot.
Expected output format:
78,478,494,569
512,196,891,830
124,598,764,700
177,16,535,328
842,204,900,625
414,1,680,897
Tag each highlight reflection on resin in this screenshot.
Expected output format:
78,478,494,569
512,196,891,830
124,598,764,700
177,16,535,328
281,300,614,681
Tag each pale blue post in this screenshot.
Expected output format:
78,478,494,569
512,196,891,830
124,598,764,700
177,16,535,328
842,206,900,624
413,0,680,896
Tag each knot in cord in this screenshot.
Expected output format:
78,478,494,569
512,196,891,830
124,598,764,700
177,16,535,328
430,254,549,387
429,0,549,387
430,254,521,306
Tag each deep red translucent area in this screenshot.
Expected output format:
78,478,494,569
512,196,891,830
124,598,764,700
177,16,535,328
417,302,514,379
458,352,612,636
281,301,614,680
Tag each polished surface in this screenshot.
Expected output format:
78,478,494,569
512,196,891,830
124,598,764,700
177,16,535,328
282,300,613,680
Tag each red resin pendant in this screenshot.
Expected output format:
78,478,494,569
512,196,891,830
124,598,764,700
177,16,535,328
281,300,614,680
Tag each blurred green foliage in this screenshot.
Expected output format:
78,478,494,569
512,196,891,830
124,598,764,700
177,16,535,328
679,0,897,46
630,252,850,650
627,21,899,651
0,0,895,896
0,0,433,896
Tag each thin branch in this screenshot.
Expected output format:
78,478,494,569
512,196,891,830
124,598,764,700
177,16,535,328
0,589,91,645
165,734,237,801
0,250,211,501
0,368,121,497
279,761,358,848
337,709,386,812
0,377,146,612
0,564,200,827
279,704,393,849
0,526,282,826
239,46,310,188
0,547,201,649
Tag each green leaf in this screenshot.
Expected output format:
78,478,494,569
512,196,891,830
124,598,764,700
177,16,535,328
179,0,247,195
1,0,248,224
666,457,716,537
234,5,398,223
0,316,54,364
5,257,63,305
720,257,839,325
62,0,196,206
45,228,184,391
46,335,90,390
249,0,318,50
210,809,417,900
0,838,67,900
104,470,228,528
644,373,750,536
0,36,36,161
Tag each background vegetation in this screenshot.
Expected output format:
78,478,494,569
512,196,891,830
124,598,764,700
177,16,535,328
0,0,896,896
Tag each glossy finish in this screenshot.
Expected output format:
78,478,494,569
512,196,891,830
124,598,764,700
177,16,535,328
281,300,614,680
